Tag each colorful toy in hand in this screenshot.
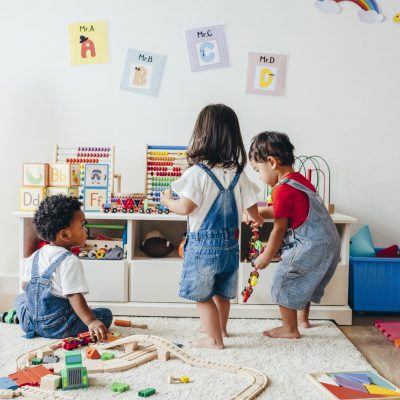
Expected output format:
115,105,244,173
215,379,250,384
248,227,265,261
241,265,259,303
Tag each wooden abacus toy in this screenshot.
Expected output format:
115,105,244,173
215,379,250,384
145,145,188,213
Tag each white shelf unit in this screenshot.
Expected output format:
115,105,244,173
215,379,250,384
14,211,357,325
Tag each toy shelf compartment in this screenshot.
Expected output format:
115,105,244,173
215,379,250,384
81,219,127,260
349,250,400,312
131,219,186,261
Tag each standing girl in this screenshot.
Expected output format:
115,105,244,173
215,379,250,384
161,104,262,349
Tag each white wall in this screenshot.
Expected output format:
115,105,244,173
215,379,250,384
1,0,399,291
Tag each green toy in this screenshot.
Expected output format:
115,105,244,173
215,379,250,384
31,358,42,365
4,308,16,324
101,352,115,361
60,351,88,390
112,382,130,393
138,387,156,397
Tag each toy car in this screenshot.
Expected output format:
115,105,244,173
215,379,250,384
62,338,80,350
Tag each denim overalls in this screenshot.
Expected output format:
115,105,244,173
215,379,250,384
15,249,112,339
271,178,341,310
179,164,241,302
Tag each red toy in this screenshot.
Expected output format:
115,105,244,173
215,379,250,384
241,266,259,303
62,337,80,350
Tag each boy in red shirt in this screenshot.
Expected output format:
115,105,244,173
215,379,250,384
249,132,340,339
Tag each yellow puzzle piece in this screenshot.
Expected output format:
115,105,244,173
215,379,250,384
364,384,400,396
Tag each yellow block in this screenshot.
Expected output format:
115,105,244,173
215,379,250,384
364,384,400,396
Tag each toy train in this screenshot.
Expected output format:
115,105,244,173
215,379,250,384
102,193,170,214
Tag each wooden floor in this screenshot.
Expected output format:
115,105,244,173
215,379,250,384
1,294,400,387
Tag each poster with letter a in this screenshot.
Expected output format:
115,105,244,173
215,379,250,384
246,52,287,97
185,25,230,72
68,21,109,65
120,49,167,97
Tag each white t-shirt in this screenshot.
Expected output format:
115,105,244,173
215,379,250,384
171,165,260,232
23,245,89,298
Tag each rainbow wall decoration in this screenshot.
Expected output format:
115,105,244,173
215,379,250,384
315,0,384,23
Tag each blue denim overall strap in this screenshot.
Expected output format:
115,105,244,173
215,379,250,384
26,249,72,322
278,177,340,246
270,177,341,310
194,164,240,234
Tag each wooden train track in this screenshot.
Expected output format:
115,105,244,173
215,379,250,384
15,335,268,399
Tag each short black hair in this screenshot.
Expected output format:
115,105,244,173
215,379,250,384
249,131,295,166
33,195,82,242
187,104,247,172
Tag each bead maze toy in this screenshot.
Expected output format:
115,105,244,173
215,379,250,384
295,155,334,214
145,145,188,213
15,334,268,399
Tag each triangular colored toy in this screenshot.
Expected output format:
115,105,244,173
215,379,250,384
364,383,400,397
374,321,400,341
86,347,101,359
334,373,370,384
350,225,375,257
321,383,384,399
376,245,398,258
333,375,368,392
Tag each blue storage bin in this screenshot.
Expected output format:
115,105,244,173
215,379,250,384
349,249,400,312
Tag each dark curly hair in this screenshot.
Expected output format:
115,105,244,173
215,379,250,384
187,104,247,172
249,131,295,166
33,195,82,242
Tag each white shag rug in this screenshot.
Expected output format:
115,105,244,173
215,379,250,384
0,318,375,400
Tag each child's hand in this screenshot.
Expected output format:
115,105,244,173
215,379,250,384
253,254,269,270
160,189,172,207
88,319,108,342
252,214,264,228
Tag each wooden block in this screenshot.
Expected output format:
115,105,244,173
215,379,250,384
321,383,383,399
20,187,46,211
83,187,108,212
364,384,400,397
333,376,368,393
46,187,79,198
335,373,370,385
86,347,101,359
124,342,138,352
84,164,109,188
0,389,14,399
23,163,48,187
156,347,170,361
40,374,61,391
37,347,54,360
49,163,80,187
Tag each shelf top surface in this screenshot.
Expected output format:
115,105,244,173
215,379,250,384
13,211,357,223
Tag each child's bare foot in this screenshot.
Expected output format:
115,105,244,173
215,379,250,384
190,337,224,349
263,326,301,339
199,326,229,337
298,319,311,329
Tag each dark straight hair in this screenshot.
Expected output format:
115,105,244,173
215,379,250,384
187,104,247,172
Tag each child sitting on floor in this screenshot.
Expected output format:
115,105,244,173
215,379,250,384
248,131,340,339
15,195,112,340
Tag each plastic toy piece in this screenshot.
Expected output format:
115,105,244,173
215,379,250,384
335,373,370,384
0,378,18,390
138,387,156,397
101,352,115,361
4,309,16,324
43,355,60,364
333,375,368,392
86,348,101,360
374,320,400,341
241,268,259,303
114,319,148,329
8,365,52,387
60,351,88,390
31,358,42,365
173,342,183,348
394,339,400,348
111,382,130,393
168,375,190,384
364,383,400,396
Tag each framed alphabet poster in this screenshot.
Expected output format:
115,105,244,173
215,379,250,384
68,21,109,65
185,24,230,72
120,48,167,97
246,52,287,97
